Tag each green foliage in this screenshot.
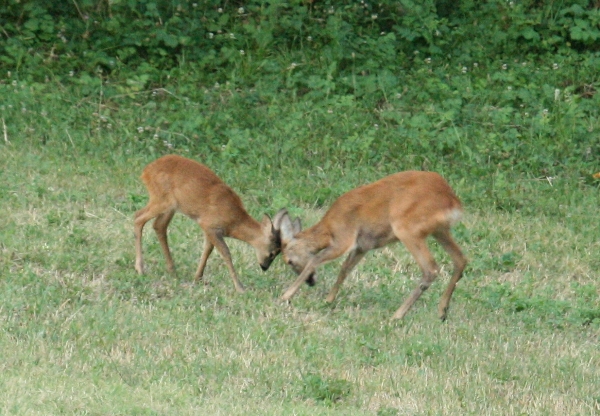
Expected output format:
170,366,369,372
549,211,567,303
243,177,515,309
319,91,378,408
4,0,599,82
2,1,599,183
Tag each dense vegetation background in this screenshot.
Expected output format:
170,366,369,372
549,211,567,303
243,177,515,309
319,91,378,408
2,0,599,189
0,0,599,414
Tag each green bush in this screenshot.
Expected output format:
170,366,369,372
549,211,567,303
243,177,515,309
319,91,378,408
1,0,599,196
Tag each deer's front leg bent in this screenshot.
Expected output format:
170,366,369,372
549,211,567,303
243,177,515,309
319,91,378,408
281,264,317,301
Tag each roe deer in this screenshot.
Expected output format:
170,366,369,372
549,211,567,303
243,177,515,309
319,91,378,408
279,171,467,320
134,155,287,293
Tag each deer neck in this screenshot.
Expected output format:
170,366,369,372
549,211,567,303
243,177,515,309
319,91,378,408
229,214,262,246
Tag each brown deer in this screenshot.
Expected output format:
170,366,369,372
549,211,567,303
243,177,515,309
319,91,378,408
134,155,286,293
278,171,467,320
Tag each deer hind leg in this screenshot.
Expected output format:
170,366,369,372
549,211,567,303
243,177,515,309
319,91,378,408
204,229,245,294
194,237,214,283
134,207,150,275
433,227,467,321
134,203,166,275
325,249,367,303
153,210,176,274
391,232,439,320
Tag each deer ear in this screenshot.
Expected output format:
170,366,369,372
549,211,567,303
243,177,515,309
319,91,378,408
271,208,288,231
279,214,297,245
292,217,302,234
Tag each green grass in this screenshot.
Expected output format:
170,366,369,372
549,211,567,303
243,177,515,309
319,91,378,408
1,140,599,415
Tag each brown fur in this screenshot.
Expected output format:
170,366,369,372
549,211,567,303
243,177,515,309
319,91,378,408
134,155,285,293
279,171,467,320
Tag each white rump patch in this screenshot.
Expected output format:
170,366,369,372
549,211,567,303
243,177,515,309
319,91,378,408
446,208,463,225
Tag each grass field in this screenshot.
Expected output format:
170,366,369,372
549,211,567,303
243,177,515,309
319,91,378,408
1,141,598,415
